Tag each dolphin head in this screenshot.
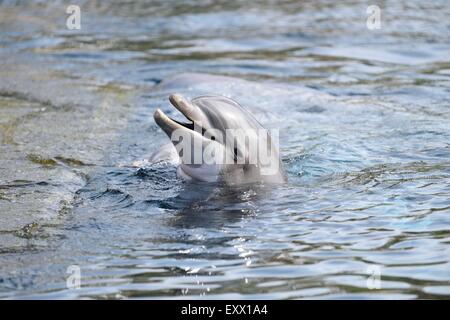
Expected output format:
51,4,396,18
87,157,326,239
154,94,285,184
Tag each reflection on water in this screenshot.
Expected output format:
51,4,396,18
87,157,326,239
0,0,450,299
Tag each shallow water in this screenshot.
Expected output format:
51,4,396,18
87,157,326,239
1,0,450,299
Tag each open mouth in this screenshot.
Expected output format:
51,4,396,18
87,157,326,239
153,94,197,135
167,114,194,131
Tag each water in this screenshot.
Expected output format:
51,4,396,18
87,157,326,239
0,0,450,299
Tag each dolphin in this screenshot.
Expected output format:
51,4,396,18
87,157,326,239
153,94,286,185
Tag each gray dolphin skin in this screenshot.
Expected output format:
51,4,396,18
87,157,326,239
153,94,286,185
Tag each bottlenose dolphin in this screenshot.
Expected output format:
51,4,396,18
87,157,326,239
153,94,286,185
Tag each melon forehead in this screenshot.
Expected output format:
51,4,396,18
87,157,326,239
192,95,245,115
192,95,263,131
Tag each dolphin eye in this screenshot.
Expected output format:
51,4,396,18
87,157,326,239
211,136,215,141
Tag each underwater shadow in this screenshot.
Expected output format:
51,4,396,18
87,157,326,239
164,181,272,229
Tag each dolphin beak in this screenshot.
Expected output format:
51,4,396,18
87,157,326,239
154,95,214,164
153,108,185,137
154,93,205,138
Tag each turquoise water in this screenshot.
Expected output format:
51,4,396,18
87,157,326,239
0,0,449,299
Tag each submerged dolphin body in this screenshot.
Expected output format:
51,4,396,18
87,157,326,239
153,94,286,185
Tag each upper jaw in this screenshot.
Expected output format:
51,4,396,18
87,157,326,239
168,94,194,122
169,94,205,124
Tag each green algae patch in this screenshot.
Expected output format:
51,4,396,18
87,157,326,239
54,156,87,167
15,222,39,239
26,153,58,166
